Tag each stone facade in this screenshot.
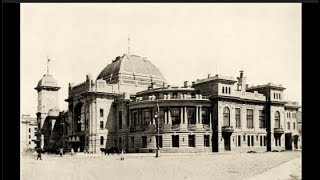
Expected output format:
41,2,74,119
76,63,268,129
21,114,37,152
36,54,301,153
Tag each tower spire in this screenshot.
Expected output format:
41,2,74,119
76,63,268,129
47,56,50,75
128,35,131,56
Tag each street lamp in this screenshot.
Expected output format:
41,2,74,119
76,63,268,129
155,101,160,158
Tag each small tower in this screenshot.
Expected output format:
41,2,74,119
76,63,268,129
34,58,60,148
237,70,247,92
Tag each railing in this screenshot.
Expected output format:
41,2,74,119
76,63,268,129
171,124,180,131
221,126,234,133
274,128,284,134
203,124,210,131
188,124,196,131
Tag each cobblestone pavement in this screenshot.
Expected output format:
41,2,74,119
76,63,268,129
21,151,301,180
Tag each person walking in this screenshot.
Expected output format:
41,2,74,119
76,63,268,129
59,148,63,157
36,148,42,160
120,149,124,161
71,148,74,157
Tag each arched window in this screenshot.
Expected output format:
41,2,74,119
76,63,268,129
287,122,290,130
100,136,104,145
223,107,230,126
275,111,280,128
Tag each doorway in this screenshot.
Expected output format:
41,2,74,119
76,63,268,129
285,133,292,150
293,135,299,149
224,135,231,151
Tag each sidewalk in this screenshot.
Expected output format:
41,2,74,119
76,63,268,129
245,157,301,180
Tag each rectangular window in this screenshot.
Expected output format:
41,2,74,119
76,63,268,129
235,108,241,128
29,141,31,145
172,135,179,147
119,111,123,129
187,108,196,124
100,121,104,129
29,128,31,133
159,109,165,125
293,123,296,130
204,135,210,147
260,136,263,146
28,135,31,139
188,135,195,147
238,135,241,147
143,110,150,125
131,137,134,148
251,135,254,146
100,109,104,117
264,136,266,146
246,109,254,129
133,112,138,126
156,135,163,148
259,110,265,128
142,136,147,148
247,135,250,146
171,108,181,125
202,108,210,124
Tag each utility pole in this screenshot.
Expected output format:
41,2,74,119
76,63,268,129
155,101,160,158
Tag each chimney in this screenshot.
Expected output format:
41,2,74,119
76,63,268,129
237,70,247,92
208,74,211,78
191,81,196,86
163,82,168,88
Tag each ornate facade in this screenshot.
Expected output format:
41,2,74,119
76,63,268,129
36,53,301,153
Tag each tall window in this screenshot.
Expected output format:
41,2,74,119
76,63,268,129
223,107,230,126
251,135,254,146
246,109,254,128
100,121,104,129
100,136,104,145
28,128,31,133
131,137,134,148
156,135,163,148
222,87,225,93
142,136,147,148
275,111,280,128
293,122,296,130
202,108,210,125
247,135,250,146
159,109,165,125
228,87,231,94
260,136,263,146
287,122,290,130
119,111,123,129
100,109,104,117
204,135,210,147
237,135,241,147
235,108,241,128
187,108,196,124
172,135,179,147
188,135,195,147
143,110,150,125
133,112,138,126
259,110,265,128
171,108,181,125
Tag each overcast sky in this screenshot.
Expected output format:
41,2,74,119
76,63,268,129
21,3,301,117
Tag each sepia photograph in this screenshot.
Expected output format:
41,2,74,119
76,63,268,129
20,3,302,180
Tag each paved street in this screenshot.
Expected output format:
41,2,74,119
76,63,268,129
21,151,301,180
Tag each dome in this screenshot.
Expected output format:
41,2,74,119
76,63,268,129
97,54,166,85
35,74,60,91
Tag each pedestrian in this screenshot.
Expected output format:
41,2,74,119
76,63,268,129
120,149,124,161
36,148,42,160
59,148,63,157
78,147,80,152
71,148,74,157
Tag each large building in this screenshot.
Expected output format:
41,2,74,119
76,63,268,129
36,53,301,153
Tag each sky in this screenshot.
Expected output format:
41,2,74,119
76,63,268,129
21,3,301,117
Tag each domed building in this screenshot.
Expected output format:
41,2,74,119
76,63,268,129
41,53,301,154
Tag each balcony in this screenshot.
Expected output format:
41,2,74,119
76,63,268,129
203,124,211,131
274,128,284,134
188,124,196,131
221,126,234,133
171,124,180,131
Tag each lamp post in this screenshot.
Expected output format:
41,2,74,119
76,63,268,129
155,101,160,158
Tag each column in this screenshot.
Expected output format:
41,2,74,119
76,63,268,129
184,107,187,124
181,107,184,124
199,106,202,124
165,108,168,124
196,106,198,124
168,108,172,124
